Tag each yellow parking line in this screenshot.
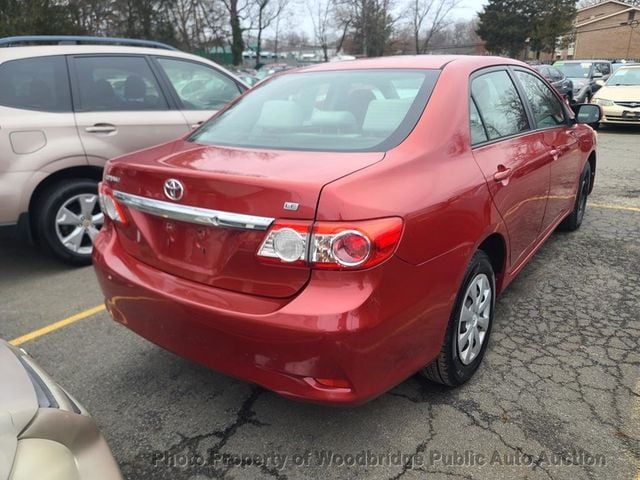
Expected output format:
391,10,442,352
590,203,640,213
9,304,106,346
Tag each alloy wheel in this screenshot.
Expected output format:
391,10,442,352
54,193,104,256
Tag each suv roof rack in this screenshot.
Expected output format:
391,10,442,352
0,35,178,51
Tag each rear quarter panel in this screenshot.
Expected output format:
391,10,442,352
316,60,507,273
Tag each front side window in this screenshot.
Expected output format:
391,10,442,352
74,56,167,111
190,69,439,152
0,56,71,112
515,71,566,128
156,58,242,110
471,70,529,141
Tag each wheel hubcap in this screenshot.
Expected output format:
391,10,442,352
55,193,104,256
457,273,492,365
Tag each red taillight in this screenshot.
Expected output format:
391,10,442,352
98,182,127,225
257,217,403,270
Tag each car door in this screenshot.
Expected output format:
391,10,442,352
513,68,582,230
152,56,244,129
0,55,85,224
469,69,552,269
70,54,190,166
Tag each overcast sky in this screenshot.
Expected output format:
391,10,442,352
453,0,488,19
281,0,488,40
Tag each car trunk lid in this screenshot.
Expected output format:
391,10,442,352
104,139,384,298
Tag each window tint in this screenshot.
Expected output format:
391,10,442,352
515,71,566,128
470,99,488,145
0,56,71,112
471,70,529,140
595,63,611,76
74,56,167,111
548,67,563,81
157,58,241,110
190,70,439,152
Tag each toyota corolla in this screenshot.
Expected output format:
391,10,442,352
93,56,601,405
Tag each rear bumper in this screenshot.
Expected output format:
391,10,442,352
93,223,464,405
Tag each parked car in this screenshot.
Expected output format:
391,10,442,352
93,55,600,405
0,36,247,265
532,64,574,101
0,340,122,479
612,60,638,72
592,64,640,126
553,60,612,103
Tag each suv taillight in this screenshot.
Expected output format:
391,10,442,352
257,218,403,270
98,183,127,225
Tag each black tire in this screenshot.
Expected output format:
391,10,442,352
558,162,591,232
34,179,100,266
422,250,496,386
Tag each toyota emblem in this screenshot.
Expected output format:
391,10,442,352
164,178,184,201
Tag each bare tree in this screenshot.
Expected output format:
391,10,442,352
307,0,334,61
252,0,289,67
408,0,461,54
222,0,252,65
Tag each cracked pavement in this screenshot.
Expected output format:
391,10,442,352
1,127,639,480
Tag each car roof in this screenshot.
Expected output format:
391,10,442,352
296,55,526,72
0,44,248,87
0,44,210,62
555,59,611,63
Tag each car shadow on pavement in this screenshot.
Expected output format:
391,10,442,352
0,226,83,283
598,124,640,134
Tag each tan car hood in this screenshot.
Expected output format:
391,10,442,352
595,85,640,101
0,341,38,480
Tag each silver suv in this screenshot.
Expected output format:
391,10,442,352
0,36,247,264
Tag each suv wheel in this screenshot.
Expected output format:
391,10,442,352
35,179,103,265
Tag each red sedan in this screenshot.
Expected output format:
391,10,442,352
93,56,601,405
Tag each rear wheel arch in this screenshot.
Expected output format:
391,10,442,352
28,166,103,239
587,151,596,194
476,233,507,293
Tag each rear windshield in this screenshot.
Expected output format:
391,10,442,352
554,62,591,78
189,69,439,152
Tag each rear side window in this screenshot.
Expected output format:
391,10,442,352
0,56,71,112
515,70,566,128
74,56,168,111
471,70,530,141
470,99,488,145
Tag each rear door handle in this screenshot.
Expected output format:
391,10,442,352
549,149,560,160
85,124,117,133
493,166,513,182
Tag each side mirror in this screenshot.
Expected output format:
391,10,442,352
575,104,602,125
595,79,605,87
592,71,603,78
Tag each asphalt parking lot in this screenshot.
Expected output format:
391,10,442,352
1,128,639,480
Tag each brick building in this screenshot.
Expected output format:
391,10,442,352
557,0,640,60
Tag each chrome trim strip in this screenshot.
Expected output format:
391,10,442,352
113,190,274,231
